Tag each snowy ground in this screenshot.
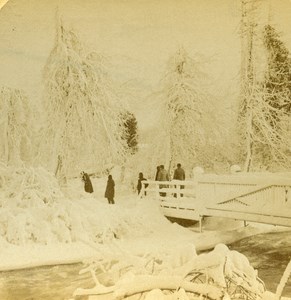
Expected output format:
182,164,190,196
0,171,279,272
0,166,290,299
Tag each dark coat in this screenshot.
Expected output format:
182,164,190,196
137,177,147,192
82,173,94,193
105,178,115,199
173,167,185,180
155,168,160,181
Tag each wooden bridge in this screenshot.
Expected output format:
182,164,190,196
140,173,291,229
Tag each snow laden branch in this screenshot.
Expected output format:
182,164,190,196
0,86,32,166
40,18,127,180
74,244,265,300
0,164,65,245
238,80,291,171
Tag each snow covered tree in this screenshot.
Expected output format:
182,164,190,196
237,0,266,171
0,86,32,166
238,81,291,170
40,19,127,181
148,48,222,174
237,1,291,171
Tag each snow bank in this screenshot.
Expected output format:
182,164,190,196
0,164,64,245
0,164,194,250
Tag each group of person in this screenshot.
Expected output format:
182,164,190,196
81,171,115,204
154,163,185,181
154,163,185,197
80,163,185,204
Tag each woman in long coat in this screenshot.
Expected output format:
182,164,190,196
81,171,94,193
105,175,115,204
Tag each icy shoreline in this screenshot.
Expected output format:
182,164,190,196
0,219,279,272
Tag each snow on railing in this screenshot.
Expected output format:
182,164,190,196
217,183,291,208
141,174,291,228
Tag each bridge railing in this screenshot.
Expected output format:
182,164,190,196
140,179,196,200
140,179,202,224
205,183,291,227
215,183,291,212
140,174,291,228
195,175,261,206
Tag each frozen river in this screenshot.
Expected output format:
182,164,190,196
0,230,291,300
0,263,93,300
229,230,291,297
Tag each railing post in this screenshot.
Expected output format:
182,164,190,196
199,216,203,233
156,181,160,200
177,182,180,199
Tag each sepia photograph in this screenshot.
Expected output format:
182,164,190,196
0,0,291,299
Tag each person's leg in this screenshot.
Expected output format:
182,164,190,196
181,185,184,197
174,185,177,198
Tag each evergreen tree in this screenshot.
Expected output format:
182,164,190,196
0,86,32,165
41,19,127,180
121,111,138,154
259,24,291,167
263,24,291,117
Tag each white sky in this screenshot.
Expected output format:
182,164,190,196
0,0,290,128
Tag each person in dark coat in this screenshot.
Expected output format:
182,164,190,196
155,166,160,181
173,163,185,180
173,163,185,197
105,175,115,204
81,171,94,193
137,172,148,195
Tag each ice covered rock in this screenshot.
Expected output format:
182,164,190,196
230,164,241,174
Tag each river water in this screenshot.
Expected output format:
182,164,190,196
0,231,291,300
229,230,291,298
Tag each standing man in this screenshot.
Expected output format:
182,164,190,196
157,165,169,197
105,175,115,204
173,163,185,197
155,165,160,181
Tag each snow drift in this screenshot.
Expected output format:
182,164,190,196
0,164,190,247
